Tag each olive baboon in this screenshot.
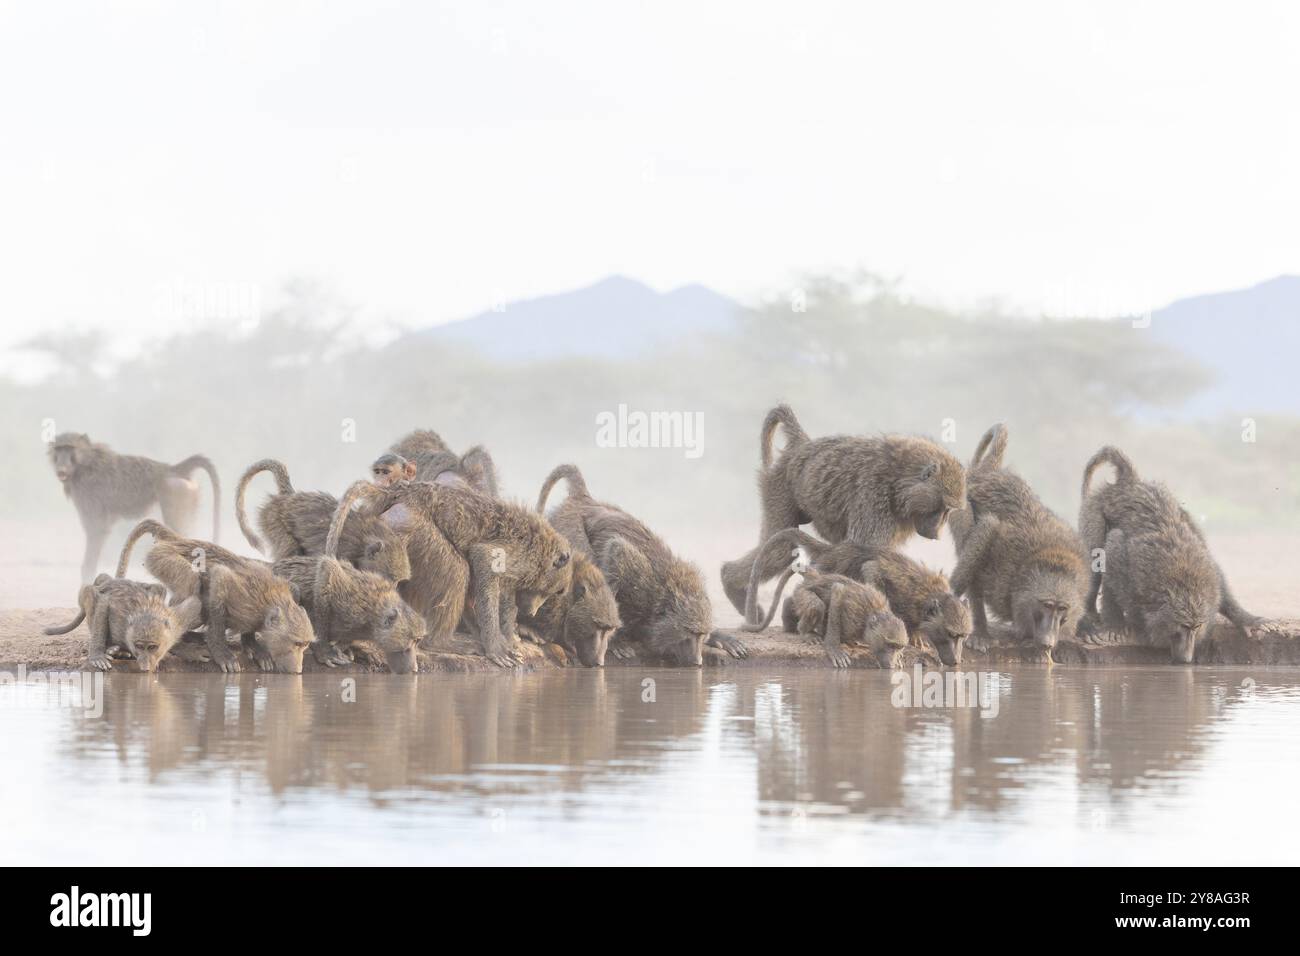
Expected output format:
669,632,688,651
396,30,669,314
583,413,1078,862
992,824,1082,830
743,528,972,665
775,570,907,668
45,573,202,672
47,432,221,582
1078,446,1265,662
517,552,622,667
720,405,966,625
117,519,313,674
381,430,500,497
350,479,573,667
537,464,745,665
949,424,1088,651
270,491,425,673
235,459,411,583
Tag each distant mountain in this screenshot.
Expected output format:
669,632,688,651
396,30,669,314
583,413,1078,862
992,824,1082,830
418,274,741,361
1150,275,1300,417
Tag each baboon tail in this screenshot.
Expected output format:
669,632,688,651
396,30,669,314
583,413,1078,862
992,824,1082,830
742,527,825,627
116,519,172,578
740,569,796,632
44,608,87,635
536,464,590,513
172,454,223,543
1081,446,1138,499
326,480,380,559
233,459,293,553
459,445,500,498
969,423,1009,472
760,404,808,470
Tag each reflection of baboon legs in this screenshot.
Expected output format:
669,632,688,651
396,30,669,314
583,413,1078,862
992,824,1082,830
159,476,200,537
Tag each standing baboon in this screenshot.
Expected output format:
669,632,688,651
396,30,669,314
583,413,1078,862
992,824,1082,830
117,519,313,674
271,490,425,673
47,432,221,582
778,570,907,668
45,572,203,672
949,424,1089,651
537,464,744,665
381,430,500,497
720,405,966,625
235,459,411,583
350,479,573,667
743,528,972,665
1077,446,1264,661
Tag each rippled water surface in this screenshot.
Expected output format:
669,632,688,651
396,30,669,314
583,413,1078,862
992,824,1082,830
2,666,1298,865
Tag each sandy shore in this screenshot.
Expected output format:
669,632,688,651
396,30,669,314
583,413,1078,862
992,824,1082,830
5,605,1298,672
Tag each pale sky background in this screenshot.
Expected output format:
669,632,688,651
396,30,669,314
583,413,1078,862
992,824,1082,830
1,0,1298,350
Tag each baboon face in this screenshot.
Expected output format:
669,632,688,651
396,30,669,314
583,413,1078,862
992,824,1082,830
48,434,90,483
647,577,712,667
374,601,425,674
920,594,973,666
564,578,622,668
360,536,411,584
904,462,966,540
531,550,573,606
1013,590,1073,648
371,455,416,488
258,601,313,674
864,610,908,668
126,612,179,672
1147,602,1216,665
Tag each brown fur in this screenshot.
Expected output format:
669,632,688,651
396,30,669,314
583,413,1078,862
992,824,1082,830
353,479,573,667
235,459,411,583
784,570,908,668
720,405,966,624
1078,446,1262,662
538,464,743,665
47,432,221,582
116,519,312,673
381,430,500,497
949,425,1088,651
518,552,622,667
45,572,202,672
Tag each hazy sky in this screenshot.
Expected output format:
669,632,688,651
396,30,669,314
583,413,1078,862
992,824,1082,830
2,0,1297,348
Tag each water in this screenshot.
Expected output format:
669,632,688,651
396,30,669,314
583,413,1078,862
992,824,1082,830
2,666,1298,865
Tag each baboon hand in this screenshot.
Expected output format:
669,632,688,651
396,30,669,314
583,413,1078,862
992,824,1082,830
706,631,748,659
826,648,852,668
87,654,113,671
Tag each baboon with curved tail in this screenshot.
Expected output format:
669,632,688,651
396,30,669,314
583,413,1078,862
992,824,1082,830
271,485,425,674
235,459,410,584
47,432,221,582
766,570,907,668
742,528,972,665
117,519,313,674
350,479,573,667
538,464,745,665
720,405,966,625
1077,446,1264,662
949,424,1088,652
45,572,202,672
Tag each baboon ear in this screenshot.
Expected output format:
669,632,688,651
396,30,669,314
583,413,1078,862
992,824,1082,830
403,461,417,480
920,462,939,481
265,605,283,626
554,550,570,569
383,608,399,628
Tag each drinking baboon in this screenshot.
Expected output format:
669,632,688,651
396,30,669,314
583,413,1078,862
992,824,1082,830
117,519,313,674
270,492,425,673
517,552,622,667
537,464,745,665
381,430,500,497
235,459,411,583
780,570,907,668
949,425,1088,651
45,573,203,672
348,479,573,667
1078,446,1265,661
720,405,966,625
743,528,972,665
47,432,221,582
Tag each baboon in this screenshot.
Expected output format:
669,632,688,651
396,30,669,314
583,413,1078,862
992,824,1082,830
743,528,972,665
949,424,1089,651
720,405,966,624
1078,446,1264,662
271,491,425,674
517,552,622,667
537,464,745,665
45,573,202,672
776,570,907,668
117,519,313,674
47,432,221,582
235,459,411,583
382,430,500,497
350,479,573,667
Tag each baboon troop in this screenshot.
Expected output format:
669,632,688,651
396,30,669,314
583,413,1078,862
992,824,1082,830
47,432,221,582
44,412,1273,673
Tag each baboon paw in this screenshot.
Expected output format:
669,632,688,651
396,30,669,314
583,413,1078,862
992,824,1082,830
709,633,748,659
87,655,113,671
826,650,852,668
213,652,241,674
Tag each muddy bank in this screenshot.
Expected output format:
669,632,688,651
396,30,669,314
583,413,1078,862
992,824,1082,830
4,607,1299,672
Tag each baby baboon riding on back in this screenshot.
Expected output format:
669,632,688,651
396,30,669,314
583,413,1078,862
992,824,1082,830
720,405,966,625
1078,446,1265,663
372,429,500,498
48,432,221,582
